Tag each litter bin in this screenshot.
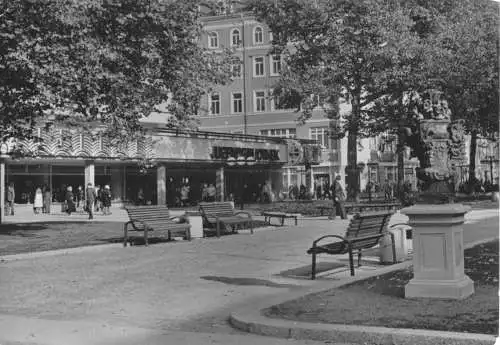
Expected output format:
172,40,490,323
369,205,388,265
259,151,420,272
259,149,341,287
379,224,412,264
185,211,203,239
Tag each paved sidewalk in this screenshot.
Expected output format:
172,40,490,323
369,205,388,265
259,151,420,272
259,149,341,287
0,314,358,345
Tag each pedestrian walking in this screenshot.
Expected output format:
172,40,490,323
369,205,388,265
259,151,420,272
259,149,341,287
331,175,347,220
65,186,76,215
94,185,101,212
383,179,393,201
101,185,112,215
43,186,51,214
201,183,209,202
33,187,43,214
76,185,84,211
85,183,96,220
6,182,15,216
180,183,190,207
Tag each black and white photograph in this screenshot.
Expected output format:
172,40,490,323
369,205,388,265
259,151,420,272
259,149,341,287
0,0,498,344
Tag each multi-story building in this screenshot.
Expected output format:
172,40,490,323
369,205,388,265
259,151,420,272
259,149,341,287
197,10,423,195
198,11,350,195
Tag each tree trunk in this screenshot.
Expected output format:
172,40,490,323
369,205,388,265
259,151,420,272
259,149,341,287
468,130,478,194
346,94,360,201
397,131,405,199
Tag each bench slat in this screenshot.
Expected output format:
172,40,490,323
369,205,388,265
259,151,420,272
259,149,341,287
124,205,191,247
309,211,396,278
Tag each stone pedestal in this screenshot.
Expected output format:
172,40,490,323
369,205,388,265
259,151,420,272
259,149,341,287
185,211,203,239
402,204,474,299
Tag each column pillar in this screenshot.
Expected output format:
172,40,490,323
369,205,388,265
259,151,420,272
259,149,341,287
84,161,95,187
41,164,49,187
287,168,291,190
216,167,224,201
111,166,123,201
0,159,5,224
402,204,474,299
157,165,166,206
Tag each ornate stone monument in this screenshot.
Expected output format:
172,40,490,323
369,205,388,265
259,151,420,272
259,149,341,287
401,90,474,299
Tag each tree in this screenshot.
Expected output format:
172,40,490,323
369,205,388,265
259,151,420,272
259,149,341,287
431,0,499,190
0,0,234,143
250,0,421,199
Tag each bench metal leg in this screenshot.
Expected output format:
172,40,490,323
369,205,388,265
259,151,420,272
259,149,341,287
357,249,362,267
311,251,317,280
249,219,254,234
348,246,355,276
281,217,284,226
123,223,129,247
294,216,297,226
144,228,149,246
216,221,221,238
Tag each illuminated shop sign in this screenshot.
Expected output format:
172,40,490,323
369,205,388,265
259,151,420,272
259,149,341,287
211,146,280,162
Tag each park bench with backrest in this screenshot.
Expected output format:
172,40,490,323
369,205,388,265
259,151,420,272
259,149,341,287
199,201,253,238
307,211,396,278
123,205,191,247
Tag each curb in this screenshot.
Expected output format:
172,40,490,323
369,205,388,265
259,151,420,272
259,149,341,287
229,237,499,345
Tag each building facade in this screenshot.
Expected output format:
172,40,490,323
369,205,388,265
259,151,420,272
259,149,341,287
0,124,320,222
198,12,349,194
197,12,425,195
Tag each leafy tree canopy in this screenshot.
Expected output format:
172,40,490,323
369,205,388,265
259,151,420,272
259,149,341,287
0,0,233,142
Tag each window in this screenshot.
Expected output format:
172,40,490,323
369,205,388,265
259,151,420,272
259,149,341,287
208,32,218,48
310,127,330,149
254,26,263,44
209,93,220,115
232,92,243,113
254,91,266,112
254,56,264,77
260,128,296,138
231,29,241,46
231,57,242,78
270,54,282,76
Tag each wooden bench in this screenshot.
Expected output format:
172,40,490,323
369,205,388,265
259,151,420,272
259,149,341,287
199,202,253,238
123,205,191,247
261,211,298,226
307,211,396,278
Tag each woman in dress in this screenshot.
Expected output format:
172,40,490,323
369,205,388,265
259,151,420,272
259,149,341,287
43,186,51,214
33,187,43,214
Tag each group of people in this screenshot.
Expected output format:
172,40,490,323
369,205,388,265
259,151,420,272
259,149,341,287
62,184,112,218
5,182,112,220
288,176,347,219
201,183,217,203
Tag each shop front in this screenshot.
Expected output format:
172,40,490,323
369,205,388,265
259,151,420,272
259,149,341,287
0,127,316,222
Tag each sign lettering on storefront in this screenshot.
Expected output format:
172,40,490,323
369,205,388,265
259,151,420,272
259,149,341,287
211,146,280,161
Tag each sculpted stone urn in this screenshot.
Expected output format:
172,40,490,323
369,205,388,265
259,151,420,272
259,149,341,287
401,90,474,299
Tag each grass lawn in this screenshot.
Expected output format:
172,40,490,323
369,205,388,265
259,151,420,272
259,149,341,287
264,240,499,335
0,219,269,256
